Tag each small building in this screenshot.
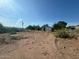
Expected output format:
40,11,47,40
75,25,79,29
67,26,75,30
67,26,75,33
41,24,52,32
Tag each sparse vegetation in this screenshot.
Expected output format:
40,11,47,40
52,21,78,39
10,35,18,40
55,29,75,39
0,23,23,34
9,31,17,34
0,37,5,44
75,29,79,33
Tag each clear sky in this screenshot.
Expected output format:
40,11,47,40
0,0,79,27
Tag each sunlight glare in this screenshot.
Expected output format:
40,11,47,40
0,0,10,8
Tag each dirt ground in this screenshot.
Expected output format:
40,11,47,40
0,31,79,59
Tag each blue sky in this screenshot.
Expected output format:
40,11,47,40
0,0,79,27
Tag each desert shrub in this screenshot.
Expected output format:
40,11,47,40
10,35,18,40
55,30,69,38
0,37,9,44
75,29,79,33
11,36,17,40
0,38,5,44
9,31,17,34
55,30,75,38
10,35,23,40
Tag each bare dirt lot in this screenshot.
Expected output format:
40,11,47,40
0,31,79,59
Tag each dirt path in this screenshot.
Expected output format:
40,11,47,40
0,31,58,59
0,31,79,59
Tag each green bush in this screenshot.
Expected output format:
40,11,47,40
55,30,75,38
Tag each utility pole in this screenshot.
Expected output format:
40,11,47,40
22,19,24,31
22,20,24,29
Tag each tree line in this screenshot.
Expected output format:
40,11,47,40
0,23,23,33
0,21,68,33
26,21,67,31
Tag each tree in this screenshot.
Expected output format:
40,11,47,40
26,25,34,30
33,25,41,30
0,23,5,33
53,21,67,30
0,23,23,33
26,25,41,30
